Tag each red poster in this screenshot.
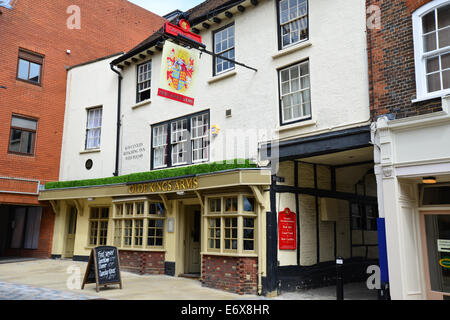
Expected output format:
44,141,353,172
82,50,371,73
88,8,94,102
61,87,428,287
278,208,297,250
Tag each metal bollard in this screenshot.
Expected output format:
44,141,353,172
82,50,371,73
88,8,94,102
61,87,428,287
336,256,344,300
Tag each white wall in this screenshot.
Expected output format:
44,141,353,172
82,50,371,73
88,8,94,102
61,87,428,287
60,56,119,181
60,0,370,180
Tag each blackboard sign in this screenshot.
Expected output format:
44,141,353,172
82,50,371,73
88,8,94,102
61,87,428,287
81,246,122,292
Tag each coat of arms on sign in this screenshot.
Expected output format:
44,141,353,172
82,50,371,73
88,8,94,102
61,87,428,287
166,48,194,93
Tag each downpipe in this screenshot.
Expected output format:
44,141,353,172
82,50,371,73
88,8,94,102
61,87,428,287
110,63,123,177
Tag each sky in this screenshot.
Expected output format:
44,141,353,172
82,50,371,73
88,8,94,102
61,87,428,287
129,0,204,16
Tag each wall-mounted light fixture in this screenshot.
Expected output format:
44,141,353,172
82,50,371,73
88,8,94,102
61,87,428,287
423,176,437,184
87,197,95,201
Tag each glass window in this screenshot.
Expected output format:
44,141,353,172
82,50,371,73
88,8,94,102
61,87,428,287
9,115,37,155
243,218,255,251
209,198,221,213
214,24,235,75
149,202,165,216
279,0,308,48
134,219,144,246
88,207,109,246
224,217,238,251
114,220,122,247
279,60,311,124
208,218,221,250
123,219,132,246
151,112,209,169
225,197,238,213
148,219,164,247
86,107,102,149
137,61,152,102
17,49,43,85
243,197,255,212
153,124,168,168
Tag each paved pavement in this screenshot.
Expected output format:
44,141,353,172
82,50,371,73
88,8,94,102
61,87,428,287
0,259,378,300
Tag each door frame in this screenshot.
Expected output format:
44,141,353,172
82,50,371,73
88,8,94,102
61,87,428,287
419,210,450,300
183,205,201,275
63,206,77,259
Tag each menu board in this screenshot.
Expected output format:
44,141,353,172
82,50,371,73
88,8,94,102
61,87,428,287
81,246,122,292
278,208,297,250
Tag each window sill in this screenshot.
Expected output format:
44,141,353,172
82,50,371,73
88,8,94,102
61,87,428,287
132,99,151,109
207,71,237,85
79,149,100,155
276,118,317,132
272,40,312,60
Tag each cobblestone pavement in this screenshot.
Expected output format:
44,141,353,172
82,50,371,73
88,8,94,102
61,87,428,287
0,281,98,300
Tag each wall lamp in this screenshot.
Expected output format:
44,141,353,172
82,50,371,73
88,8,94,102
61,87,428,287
422,176,437,184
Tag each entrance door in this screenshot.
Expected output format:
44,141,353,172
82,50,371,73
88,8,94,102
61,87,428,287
420,211,450,299
185,206,201,274
64,207,77,258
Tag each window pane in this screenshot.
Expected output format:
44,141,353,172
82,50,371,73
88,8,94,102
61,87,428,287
28,63,41,83
424,33,437,52
439,27,450,48
9,129,22,153
438,5,450,29
11,116,37,130
423,11,436,33
427,57,440,73
20,131,33,154
17,59,30,80
443,70,450,89
428,72,441,92
243,197,255,212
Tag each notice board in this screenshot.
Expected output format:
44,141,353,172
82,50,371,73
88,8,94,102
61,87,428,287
278,208,297,250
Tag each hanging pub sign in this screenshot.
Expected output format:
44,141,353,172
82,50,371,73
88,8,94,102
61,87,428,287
158,20,202,106
278,208,297,250
81,246,123,292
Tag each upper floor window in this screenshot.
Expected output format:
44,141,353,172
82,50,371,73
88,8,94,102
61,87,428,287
213,24,235,75
8,115,37,156
279,60,311,125
151,111,210,169
17,49,44,85
86,107,102,150
278,0,308,49
137,60,152,103
413,1,450,100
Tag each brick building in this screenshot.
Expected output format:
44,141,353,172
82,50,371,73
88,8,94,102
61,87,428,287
368,0,450,299
0,0,165,259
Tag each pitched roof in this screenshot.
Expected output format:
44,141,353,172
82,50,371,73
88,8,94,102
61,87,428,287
111,0,247,66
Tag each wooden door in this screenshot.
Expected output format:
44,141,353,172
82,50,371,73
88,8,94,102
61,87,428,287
64,207,77,258
185,208,201,274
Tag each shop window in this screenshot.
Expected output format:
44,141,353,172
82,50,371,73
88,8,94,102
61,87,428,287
208,218,221,250
17,49,44,85
278,0,308,49
147,219,164,247
8,115,37,156
137,60,152,103
151,111,210,169
425,214,450,294
243,218,255,251
88,207,109,246
205,195,257,254
112,201,165,249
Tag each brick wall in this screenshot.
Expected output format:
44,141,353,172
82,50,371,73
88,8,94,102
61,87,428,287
118,250,165,275
367,0,442,120
0,1,164,258
202,255,258,295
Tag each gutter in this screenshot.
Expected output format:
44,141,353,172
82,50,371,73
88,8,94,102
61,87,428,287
110,63,123,177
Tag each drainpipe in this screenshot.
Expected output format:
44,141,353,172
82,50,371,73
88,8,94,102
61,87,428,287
110,63,122,177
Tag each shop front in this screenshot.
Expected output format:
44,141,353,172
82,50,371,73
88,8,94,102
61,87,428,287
39,168,270,295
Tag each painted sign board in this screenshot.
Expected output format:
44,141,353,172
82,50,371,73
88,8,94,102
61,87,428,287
164,21,202,44
128,177,199,194
158,41,199,106
81,246,122,292
438,239,450,253
278,208,297,250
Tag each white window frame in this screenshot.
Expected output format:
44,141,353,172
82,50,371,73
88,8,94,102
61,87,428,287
213,24,235,76
171,119,188,166
279,60,311,125
413,0,450,102
152,124,168,169
86,107,102,150
137,60,152,103
191,113,209,163
279,0,309,49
